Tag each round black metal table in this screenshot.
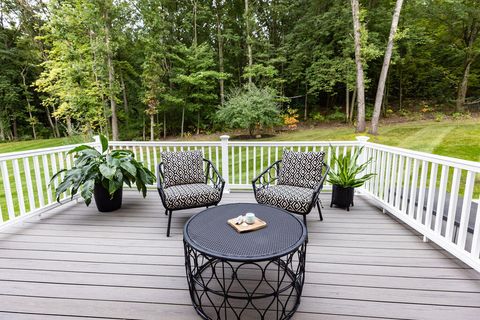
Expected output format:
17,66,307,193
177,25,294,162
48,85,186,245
183,203,307,320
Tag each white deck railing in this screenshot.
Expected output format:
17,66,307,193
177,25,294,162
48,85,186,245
0,136,479,272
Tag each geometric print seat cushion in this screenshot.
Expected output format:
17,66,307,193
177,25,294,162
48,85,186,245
161,150,205,188
256,185,314,214
277,149,325,189
163,183,221,210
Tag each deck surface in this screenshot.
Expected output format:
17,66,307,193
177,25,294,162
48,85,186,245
0,191,479,320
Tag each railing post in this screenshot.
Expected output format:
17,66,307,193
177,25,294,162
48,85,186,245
355,135,370,163
220,135,230,193
93,135,102,152
355,136,370,195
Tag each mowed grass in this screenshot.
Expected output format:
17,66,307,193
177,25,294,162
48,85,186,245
260,118,480,163
0,136,88,154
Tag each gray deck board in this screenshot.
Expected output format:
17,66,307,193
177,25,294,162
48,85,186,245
0,191,479,320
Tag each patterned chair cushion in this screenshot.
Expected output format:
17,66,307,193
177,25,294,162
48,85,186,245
161,150,205,188
256,185,314,214
163,183,221,210
277,149,325,189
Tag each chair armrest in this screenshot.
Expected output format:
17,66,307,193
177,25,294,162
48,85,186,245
203,159,225,192
157,162,165,190
252,160,282,195
312,163,330,199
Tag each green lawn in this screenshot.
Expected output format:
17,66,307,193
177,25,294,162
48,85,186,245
0,136,88,154
260,119,480,163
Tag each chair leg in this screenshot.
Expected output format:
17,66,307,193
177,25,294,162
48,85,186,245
164,209,168,216
317,201,323,221
302,214,307,227
166,210,172,237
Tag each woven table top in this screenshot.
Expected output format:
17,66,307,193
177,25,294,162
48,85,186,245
183,203,307,262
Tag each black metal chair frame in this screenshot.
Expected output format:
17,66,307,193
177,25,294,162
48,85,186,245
157,159,225,237
252,160,330,227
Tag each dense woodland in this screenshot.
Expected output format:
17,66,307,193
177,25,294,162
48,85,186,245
0,0,479,141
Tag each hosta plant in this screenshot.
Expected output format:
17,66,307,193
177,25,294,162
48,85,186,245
52,135,155,206
327,146,375,188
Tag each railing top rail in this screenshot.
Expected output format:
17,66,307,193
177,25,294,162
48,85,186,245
108,141,221,147
0,142,95,161
227,141,358,147
366,142,480,173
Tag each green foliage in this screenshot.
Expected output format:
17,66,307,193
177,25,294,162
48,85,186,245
325,107,345,122
216,84,281,136
1,0,480,140
51,135,155,206
311,112,326,122
327,147,375,188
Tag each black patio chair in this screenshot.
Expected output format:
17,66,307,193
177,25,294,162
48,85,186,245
157,150,225,237
252,149,329,227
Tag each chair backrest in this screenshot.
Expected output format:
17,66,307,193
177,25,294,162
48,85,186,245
277,149,326,189
160,150,205,188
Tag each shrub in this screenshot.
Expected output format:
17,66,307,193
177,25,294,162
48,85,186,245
216,84,281,136
311,112,325,122
452,111,472,120
283,108,300,129
434,112,445,122
325,107,345,122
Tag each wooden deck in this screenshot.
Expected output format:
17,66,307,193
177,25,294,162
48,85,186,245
0,191,479,320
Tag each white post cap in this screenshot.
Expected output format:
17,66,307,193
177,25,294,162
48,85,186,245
220,135,230,141
355,136,370,142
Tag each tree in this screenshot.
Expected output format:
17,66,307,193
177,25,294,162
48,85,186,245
216,84,281,136
351,0,366,132
370,0,404,135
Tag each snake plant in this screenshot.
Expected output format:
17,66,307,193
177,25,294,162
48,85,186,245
327,146,375,188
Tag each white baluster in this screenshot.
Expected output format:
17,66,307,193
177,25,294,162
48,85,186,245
12,159,26,215
434,165,449,233
23,158,35,211
456,171,475,249
42,155,52,204
424,163,438,231
1,161,15,220
416,161,428,223
445,168,461,241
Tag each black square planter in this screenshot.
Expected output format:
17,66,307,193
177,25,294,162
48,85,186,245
330,185,354,211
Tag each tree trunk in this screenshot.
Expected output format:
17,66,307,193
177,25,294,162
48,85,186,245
197,111,200,135
215,2,225,106
66,116,73,136
456,58,473,112
150,113,154,141
456,20,479,112
181,106,185,138
370,0,404,135
44,106,57,137
120,71,128,113
346,83,350,123
0,119,5,141
351,0,366,132
245,0,253,84
350,86,357,123
304,82,308,120
105,12,118,140
163,110,166,139
20,68,36,139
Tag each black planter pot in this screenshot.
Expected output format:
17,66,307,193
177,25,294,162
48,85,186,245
94,183,123,212
330,185,354,211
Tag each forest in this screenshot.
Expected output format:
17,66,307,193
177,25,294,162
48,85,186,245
0,0,479,141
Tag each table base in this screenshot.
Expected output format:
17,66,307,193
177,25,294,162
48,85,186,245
184,241,307,320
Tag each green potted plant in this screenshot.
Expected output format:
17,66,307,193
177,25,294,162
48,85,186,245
51,135,155,212
327,146,375,211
